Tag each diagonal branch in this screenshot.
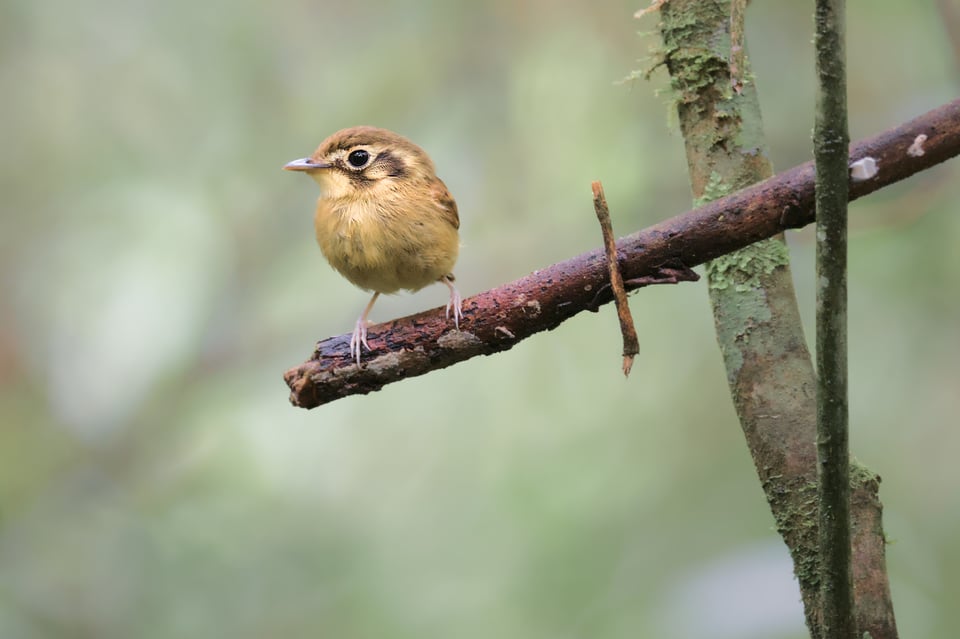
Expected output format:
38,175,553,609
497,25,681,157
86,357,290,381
284,99,960,409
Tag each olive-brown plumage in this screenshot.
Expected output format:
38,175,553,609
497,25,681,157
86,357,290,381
285,126,462,363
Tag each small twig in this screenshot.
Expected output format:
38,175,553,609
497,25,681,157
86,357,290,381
634,0,669,19
936,0,960,74
729,0,748,93
624,263,698,289
591,181,640,377
586,261,699,312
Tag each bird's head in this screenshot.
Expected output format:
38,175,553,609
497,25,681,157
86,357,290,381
284,126,436,199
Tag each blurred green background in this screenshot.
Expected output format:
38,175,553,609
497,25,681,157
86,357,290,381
2,1,958,637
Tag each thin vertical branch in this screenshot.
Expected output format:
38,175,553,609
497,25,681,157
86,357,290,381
729,0,748,93
936,0,960,74
814,0,854,637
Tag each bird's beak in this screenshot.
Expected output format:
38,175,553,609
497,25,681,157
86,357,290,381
283,157,332,171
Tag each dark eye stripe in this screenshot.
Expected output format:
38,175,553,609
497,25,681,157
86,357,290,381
375,151,407,178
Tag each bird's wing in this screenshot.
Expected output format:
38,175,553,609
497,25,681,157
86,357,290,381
432,178,460,230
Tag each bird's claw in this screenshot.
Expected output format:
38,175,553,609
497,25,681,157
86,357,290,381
445,290,463,329
442,277,463,330
349,318,370,366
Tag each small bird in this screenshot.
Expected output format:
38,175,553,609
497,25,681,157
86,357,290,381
284,126,463,364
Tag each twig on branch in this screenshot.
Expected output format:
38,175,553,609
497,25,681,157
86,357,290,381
729,0,748,93
284,99,960,408
591,181,639,377
936,0,960,71
634,0,670,19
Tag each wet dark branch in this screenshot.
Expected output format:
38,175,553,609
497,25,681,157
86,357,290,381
284,99,960,408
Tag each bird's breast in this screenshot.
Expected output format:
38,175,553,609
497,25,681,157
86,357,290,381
314,196,459,294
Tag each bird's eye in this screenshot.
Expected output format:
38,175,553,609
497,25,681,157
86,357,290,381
347,149,370,168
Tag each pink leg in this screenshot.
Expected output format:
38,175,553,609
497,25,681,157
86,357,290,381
350,292,380,365
441,275,463,328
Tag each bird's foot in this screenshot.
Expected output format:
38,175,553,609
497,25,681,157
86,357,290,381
443,277,463,329
349,318,371,365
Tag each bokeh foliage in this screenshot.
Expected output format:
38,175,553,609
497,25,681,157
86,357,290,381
1,1,958,637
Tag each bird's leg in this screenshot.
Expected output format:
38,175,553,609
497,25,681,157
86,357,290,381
441,274,463,329
350,292,380,365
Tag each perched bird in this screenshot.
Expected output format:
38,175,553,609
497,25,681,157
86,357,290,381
284,126,463,364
